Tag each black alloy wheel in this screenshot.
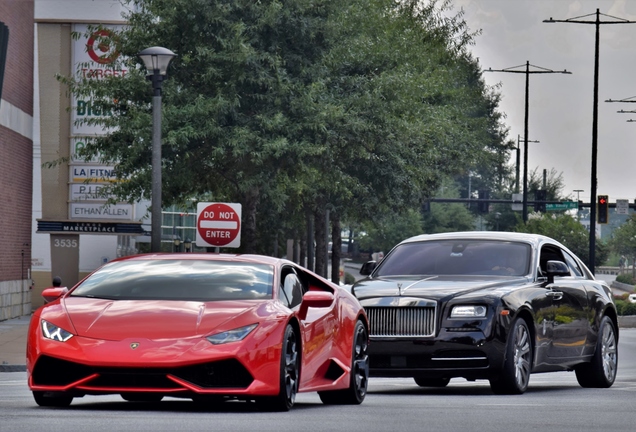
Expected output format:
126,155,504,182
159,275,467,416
259,324,299,411
489,317,532,395
575,316,618,388
319,320,369,405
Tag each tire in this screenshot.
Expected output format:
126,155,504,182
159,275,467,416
258,324,300,412
575,316,617,388
121,393,164,402
414,377,450,388
33,391,73,407
489,317,532,395
319,320,369,405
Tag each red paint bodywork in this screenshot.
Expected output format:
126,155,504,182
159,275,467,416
27,254,367,401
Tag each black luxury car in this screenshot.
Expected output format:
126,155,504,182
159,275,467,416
351,231,618,394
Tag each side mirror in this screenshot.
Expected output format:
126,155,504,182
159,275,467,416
545,260,569,285
299,291,334,319
42,287,68,304
359,261,377,276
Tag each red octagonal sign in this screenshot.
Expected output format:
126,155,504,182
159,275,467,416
196,202,242,248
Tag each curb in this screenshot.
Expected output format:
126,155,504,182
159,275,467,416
0,365,26,372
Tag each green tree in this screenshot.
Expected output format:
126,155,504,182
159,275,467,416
515,213,608,269
60,0,511,272
608,215,636,278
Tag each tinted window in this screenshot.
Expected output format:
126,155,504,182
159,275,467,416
279,273,304,309
375,240,531,277
70,259,274,301
562,250,584,277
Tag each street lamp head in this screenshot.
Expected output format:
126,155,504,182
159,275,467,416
138,46,176,76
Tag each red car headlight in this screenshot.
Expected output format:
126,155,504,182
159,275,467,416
206,324,258,345
41,319,74,342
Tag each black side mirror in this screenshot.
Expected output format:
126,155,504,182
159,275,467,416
545,260,569,285
359,261,377,276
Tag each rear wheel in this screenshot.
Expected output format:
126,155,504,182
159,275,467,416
414,377,450,388
121,393,163,402
258,324,299,411
33,391,73,407
575,316,617,388
319,320,369,405
489,317,532,395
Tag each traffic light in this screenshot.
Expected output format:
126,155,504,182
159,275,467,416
598,195,609,224
534,189,547,212
478,190,489,213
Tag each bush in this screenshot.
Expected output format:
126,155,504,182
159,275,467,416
615,273,636,285
344,272,356,285
615,299,636,316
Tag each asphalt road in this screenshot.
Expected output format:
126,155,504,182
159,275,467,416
2,329,635,432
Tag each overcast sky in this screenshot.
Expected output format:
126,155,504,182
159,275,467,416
454,0,636,204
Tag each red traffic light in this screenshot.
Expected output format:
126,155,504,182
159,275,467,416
599,197,607,204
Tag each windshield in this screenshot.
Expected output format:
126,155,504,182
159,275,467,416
374,240,531,277
70,259,274,301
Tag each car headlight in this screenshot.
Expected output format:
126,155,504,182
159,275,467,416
41,320,74,342
206,324,258,345
450,305,487,318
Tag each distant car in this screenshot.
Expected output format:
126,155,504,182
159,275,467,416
27,254,369,410
352,231,618,394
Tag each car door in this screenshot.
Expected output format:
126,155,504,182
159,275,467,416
541,245,590,359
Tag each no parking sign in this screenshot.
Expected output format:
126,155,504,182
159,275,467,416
196,202,242,248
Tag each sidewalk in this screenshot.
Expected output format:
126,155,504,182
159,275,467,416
0,314,30,372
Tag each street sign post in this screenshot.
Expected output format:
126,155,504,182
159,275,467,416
196,202,242,248
545,202,578,211
616,199,629,215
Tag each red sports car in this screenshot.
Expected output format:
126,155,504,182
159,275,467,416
27,254,369,411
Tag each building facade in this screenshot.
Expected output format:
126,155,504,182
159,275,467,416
0,0,35,320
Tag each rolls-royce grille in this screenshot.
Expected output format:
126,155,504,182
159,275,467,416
366,306,435,337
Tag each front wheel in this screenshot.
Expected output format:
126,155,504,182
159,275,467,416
414,377,450,388
489,317,532,395
575,316,617,388
258,324,300,411
319,320,369,405
33,391,73,407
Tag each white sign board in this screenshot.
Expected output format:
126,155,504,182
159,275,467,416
616,199,629,215
512,193,523,211
69,183,115,201
69,165,118,183
70,203,134,220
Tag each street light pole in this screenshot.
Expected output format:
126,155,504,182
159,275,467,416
485,62,570,222
138,47,176,253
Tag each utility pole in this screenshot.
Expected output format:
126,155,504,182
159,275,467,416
516,134,539,194
545,9,636,273
485,62,570,222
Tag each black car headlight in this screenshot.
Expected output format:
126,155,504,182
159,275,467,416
41,319,74,342
450,305,487,318
206,324,258,345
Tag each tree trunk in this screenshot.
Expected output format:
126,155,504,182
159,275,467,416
243,186,259,254
331,215,342,284
314,205,327,278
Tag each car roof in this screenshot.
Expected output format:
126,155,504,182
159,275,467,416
108,253,292,266
398,231,553,248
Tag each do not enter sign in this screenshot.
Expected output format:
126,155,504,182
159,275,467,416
196,202,242,248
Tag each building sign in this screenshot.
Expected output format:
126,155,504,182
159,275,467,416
37,220,144,235
71,24,126,136
70,203,133,220
71,137,101,163
69,183,115,201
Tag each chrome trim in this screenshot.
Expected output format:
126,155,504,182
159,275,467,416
366,305,436,337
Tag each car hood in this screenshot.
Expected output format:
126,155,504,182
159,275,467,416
352,275,530,302
56,297,270,340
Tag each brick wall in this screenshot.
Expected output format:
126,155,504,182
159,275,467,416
0,0,34,319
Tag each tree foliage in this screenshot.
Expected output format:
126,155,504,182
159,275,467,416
608,215,636,278
60,0,512,265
